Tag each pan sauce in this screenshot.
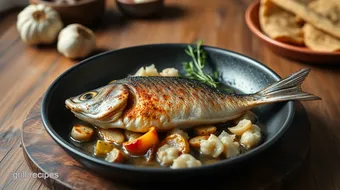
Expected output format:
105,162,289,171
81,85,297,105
69,120,263,168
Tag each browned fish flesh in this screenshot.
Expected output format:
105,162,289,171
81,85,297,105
65,69,320,132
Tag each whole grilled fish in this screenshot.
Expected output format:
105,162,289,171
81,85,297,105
65,69,320,132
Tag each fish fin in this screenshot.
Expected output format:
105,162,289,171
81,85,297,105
255,68,321,103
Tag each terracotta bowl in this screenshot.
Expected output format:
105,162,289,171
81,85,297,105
116,0,164,18
245,0,340,64
30,0,105,27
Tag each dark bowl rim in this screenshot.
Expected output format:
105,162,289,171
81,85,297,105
245,0,340,56
41,43,295,174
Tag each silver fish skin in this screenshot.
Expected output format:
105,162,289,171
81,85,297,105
65,69,320,132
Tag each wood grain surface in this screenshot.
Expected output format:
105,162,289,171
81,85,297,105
0,0,339,189
21,100,311,190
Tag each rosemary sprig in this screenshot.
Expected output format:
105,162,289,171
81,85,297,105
183,40,219,88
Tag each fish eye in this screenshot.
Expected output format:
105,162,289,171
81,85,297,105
79,91,98,101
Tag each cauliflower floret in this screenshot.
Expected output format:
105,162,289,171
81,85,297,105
134,64,159,76
168,128,189,140
157,144,181,166
200,134,224,158
171,154,202,169
160,68,179,77
218,131,240,158
240,124,261,149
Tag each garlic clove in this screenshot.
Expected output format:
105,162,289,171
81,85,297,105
134,64,159,76
159,68,179,76
57,24,96,59
228,119,252,136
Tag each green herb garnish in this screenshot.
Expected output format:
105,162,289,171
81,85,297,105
183,40,219,88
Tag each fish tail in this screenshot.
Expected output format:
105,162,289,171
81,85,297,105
254,68,321,104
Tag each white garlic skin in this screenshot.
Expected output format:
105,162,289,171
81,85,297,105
57,24,96,59
17,4,63,45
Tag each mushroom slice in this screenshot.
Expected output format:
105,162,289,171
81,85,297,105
194,125,217,136
168,128,189,140
189,136,209,148
71,124,94,142
97,128,125,145
105,148,125,163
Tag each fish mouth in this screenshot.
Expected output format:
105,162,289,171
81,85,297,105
65,99,81,112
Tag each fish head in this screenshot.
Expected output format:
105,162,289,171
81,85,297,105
65,83,129,122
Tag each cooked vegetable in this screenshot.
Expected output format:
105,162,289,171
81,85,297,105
105,148,125,163
97,128,125,145
160,133,190,154
134,64,159,76
145,144,158,162
95,140,114,157
171,154,202,169
156,144,181,166
228,119,252,136
168,128,189,140
71,124,94,142
218,131,240,158
194,125,217,136
233,111,257,125
200,134,224,158
189,136,209,148
160,68,179,77
218,130,234,140
123,127,159,155
240,125,262,149
182,40,219,88
124,130,143,142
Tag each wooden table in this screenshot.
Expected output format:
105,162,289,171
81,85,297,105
0,0,339,189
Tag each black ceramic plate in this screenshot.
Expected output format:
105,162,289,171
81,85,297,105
41,44,294,185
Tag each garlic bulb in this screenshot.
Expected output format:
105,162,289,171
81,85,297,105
17,4,63,45
57,24,96,59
